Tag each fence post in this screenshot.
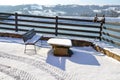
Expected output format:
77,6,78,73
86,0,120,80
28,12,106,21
99,15,105,41
55,16,58,36
93,14,98,22
15,13,18,32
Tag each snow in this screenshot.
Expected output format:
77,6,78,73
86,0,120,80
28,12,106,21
44,9,57,16
27,9,62,16
31,5,43,10
14,11,23,14
93,41,120,56
116,11,120,13
56,10,66,15
44,5,56,7
93,10,101,13
107,7,116,11
47,38,72,47
28,10,43,15
0,72,14,80
0,37,120,80
23,7,28,10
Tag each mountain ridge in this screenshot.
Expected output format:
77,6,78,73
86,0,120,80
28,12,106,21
0,4,120,17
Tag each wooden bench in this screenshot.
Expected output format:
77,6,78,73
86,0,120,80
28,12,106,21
23,29,42,53
47,38,72,56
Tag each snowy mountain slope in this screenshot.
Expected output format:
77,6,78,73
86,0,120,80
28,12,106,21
0,4,120,17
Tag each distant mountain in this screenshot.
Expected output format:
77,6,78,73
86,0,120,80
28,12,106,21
0,4,120,17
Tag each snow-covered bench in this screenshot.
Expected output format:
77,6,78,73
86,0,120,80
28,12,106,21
47,38,72,56
23,29,42,53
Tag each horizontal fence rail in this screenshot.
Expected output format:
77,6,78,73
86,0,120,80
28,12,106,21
103,27,120,33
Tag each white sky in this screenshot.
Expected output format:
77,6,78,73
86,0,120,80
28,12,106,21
0,0,119,5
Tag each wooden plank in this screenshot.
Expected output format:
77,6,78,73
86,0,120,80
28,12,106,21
58,22,100,28
0,27,16,31
14,28,55,35
17,23,55,29
0,13,14,16
58,27,100,34
103,32,120,40
58,32,99,39
102,37,120,46
35,30,55,34
17,18,55,24
58,17,93,22
17,14,55,19
0,21,55,29
0,22,15,26
0,17,15,21
104,27,120,33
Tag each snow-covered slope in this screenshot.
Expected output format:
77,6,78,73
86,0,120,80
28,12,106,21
0,4,120,17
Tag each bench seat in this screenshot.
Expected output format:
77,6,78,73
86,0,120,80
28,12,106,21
25,34,42,45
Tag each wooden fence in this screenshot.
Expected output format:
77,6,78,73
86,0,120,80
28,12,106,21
102,23,120,46
0,12,106,41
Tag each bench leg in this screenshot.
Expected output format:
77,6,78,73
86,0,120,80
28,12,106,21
24,45,27,53
40,40,42,46
24,45,37,54
34,45,37,54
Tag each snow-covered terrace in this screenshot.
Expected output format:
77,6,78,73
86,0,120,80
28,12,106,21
0,36,120,80
0,12,120,80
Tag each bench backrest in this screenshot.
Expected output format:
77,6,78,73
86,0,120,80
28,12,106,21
23,29,36,42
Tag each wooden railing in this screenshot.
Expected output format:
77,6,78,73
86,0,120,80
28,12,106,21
102,24,120,46
0,12,105,41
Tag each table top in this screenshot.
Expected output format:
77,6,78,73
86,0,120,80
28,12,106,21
47,38,72,47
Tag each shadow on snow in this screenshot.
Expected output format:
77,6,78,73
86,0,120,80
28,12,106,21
46,47,101,70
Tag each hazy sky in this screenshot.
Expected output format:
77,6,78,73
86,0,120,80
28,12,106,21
0,0,119,5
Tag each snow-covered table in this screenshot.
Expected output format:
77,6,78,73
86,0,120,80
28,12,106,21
47,38,72,56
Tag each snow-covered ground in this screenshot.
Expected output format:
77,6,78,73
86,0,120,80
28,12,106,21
0,37,120,80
